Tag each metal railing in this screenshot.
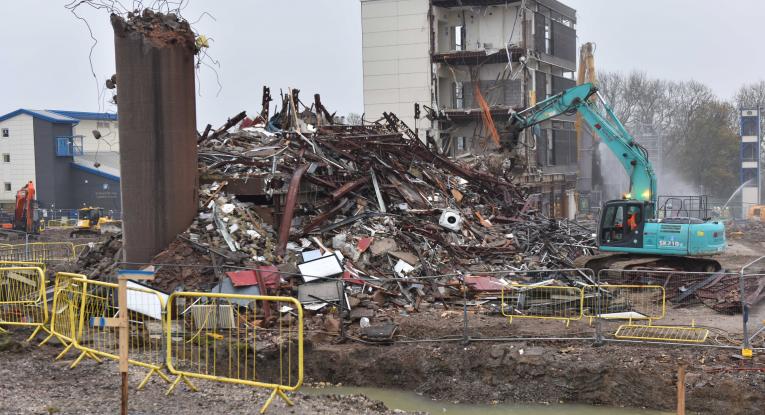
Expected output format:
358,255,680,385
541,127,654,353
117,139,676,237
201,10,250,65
165,292,303,412
0,267,49,341
0,242,76,262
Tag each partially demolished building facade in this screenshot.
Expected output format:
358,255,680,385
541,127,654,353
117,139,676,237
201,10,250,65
361,0,578,217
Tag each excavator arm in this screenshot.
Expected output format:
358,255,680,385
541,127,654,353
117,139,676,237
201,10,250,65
508,83,657,216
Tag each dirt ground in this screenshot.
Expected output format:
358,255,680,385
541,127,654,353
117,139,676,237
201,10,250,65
0,333,399,415
2,328,764,415
2,232,764,414
305,341,765,415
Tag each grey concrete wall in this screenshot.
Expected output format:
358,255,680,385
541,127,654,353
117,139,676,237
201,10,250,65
70,168,120,210
113,16,198,264
32,119,74,208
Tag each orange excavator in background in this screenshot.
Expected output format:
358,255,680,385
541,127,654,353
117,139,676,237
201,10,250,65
0,181,40,234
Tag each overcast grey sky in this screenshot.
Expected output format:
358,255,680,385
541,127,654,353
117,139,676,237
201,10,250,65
1,1,763,128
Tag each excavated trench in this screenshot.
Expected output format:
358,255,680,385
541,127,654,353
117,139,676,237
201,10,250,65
288,341,765,415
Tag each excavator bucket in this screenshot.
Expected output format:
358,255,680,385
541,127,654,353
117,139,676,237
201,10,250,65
99,221,122,234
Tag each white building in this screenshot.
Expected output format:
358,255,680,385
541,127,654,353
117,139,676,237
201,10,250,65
0,109,121,210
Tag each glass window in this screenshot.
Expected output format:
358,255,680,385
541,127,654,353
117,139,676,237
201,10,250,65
741,116,758,136
1,128,8,137
602,205,624,242
55,136,84,157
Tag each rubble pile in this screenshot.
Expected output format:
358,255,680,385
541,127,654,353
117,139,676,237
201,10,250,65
187,183,278,262
64,234,123,278
194,113,596,278
73,89,599,336
728,220,765,244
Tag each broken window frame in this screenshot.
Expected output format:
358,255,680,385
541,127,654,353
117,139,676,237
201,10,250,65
453,82,464,109
456,136,466,152
453,24,464,51
546,130,555,166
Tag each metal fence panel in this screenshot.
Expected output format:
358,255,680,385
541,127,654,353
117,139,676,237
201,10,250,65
69,278,171,389
0,242,76,263
501,284,584,325
0,260,47,274
584,284,665,323
39,273,88,360
594,269,748,345
44,218,78,229
0,267,49,341
166,292,303,413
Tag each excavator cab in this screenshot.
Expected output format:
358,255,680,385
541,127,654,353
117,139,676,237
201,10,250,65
599,200,649,249
78,207,104,226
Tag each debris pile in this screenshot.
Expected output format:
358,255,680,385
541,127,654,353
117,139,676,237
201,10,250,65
63,234,123,278
187,183,277,263
194,109,596,276
728,220,765,244
74,87,600,337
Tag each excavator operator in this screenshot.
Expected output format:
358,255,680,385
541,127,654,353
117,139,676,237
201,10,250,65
626,206,640,232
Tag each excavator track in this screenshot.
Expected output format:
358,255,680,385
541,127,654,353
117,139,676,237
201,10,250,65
573,253,722,276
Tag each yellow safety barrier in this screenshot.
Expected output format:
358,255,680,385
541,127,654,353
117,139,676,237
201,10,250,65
584,284,666,324
614,323,710,343
44,218,78,229
0,260,47,274
501,284,584,326
0,267,49,341
166,292,304,413
39,273,88,360
0,242,76,263
66,277,171,389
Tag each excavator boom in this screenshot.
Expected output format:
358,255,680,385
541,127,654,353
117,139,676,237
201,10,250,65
507,83,725,272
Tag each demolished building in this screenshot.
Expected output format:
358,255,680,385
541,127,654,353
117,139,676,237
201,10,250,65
361,0,578,218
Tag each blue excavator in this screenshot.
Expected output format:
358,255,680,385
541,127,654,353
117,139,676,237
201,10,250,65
507,83,726,272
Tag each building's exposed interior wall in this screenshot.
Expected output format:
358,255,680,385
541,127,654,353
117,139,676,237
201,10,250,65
432,0,577,217
434,5,524,54
361,0,579,217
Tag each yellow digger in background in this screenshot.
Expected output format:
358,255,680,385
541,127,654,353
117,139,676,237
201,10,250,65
70,207,122,237
748,205,765,221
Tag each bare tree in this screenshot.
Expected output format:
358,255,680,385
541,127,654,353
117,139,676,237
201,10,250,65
663,80,715,158
346,112,362,125
597,70,736,198
734,80,765,110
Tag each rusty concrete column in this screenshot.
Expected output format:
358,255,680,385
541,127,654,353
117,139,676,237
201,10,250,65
112,12,198,264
